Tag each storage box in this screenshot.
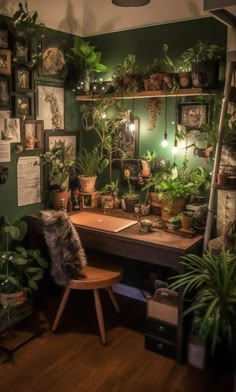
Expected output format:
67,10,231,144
147,297,178,326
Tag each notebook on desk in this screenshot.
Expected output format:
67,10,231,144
70,211,138,233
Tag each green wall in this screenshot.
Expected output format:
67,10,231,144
0,16,80,218
0,16,227,218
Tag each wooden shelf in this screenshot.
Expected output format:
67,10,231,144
213,183,236,191
76,88,217,101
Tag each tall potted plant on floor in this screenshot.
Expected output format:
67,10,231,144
169,250,236,371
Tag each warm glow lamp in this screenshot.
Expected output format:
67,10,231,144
161,97,168,148
112,0,150,6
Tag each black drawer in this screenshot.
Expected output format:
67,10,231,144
145,333,176,360
146,317,177,342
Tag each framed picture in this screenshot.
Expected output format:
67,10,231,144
3,118,21,143
39,40,66,78
36,82,64,129
0,49,11,75
23,120,44,150
0,77,10,108
45,130,77,160
112,117,139,163
178,102,209,129
0,30,8,49
15,93,34,119
121,159,142,184
15,67,32,91
15,37,30,64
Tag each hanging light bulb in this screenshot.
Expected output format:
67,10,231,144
161,97,168,148
129,122,136,132
172,138,178,155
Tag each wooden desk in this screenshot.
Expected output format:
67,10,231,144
27,209,203,362
70,209,203,272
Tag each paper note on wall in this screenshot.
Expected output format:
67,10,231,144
17,156,41,206
0,141,10,162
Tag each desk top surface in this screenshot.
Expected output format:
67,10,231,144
70,209,203,254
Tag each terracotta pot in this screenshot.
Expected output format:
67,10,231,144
180,213,193,231
177,72,192,88
161,198,186,221
79,175,97,193
0,289,27,306
51,190,71,210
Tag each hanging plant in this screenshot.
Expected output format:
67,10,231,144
145,98,161,131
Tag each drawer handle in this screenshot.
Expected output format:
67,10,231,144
157,343,163,350
159,325,165,332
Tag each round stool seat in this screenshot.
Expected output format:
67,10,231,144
69,264,122,290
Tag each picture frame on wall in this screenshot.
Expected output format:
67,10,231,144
3,118,21,143
23,120,44,151
44,130,77,160
0,77,10,108
112,116,139,163
39,40,66,79
178,102,209,129
15,37,30,64
0,30,8,49
0,49,11,76
15,66,32,91
36,81,64,129
15,93,34,119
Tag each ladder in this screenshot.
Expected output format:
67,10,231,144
203,51,236,249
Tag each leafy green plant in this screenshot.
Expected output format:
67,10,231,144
39,146,75,191
76,147,109,177
181,40,225,70
114,54,139,77
123,170,139,199
12,1,44,35
67,37,108,74
162,44,177,73
100,179,119,195
0,217,48,294
169,251,236,355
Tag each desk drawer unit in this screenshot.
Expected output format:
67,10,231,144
145,334,176,360
146,317,177,343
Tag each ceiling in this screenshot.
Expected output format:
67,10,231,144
0,0,210,37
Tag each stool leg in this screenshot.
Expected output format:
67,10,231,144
52,286,72,332
93,289,107,345
106,287,120,313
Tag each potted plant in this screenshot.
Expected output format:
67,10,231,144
100,179,120,209
67,37,108,94
76,147,109,193
0,217,48,330
169,250,236,371
122,169,140,213
181,40,225,88
113,54,142,94
10,1,45,38
39,145,75,210
180,211,194,231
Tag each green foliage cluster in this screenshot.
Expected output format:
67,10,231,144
39,146,75,191
100,179,119,195
67,37,108,74
0,217,48,294
169,251,236,355
76,148,109,177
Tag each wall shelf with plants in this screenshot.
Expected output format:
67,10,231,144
75,88,218,101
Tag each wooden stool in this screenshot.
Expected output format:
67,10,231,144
51,264,122,344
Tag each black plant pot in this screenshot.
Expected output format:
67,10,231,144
124,197,139,213
191,60,220,88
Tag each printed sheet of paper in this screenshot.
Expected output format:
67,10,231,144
17,156,41,206
0,141,10,162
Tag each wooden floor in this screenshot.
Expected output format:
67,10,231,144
0,290,233,392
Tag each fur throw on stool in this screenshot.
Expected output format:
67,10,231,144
41,210,87,285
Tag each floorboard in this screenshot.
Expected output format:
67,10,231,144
0,290,233,392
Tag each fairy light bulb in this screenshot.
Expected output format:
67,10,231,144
172,139,178,155
129,122,136,132
101,112,106,119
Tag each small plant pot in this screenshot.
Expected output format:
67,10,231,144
51,190,71,210
180,213,193,231
79,175,97,193
123,197,140,213
217,173,228,186
177,71,192,88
